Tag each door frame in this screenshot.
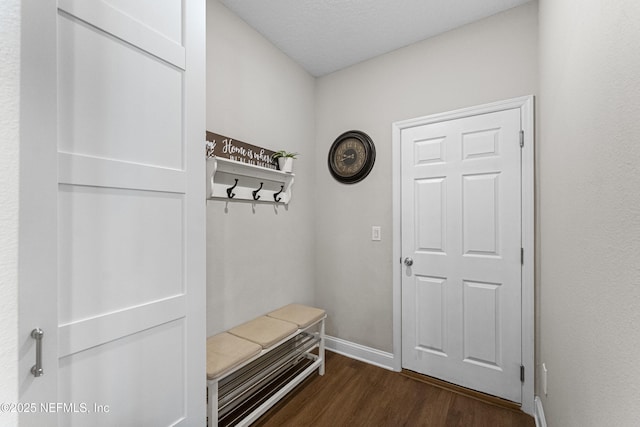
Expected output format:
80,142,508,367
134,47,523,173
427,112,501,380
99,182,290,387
391,96,535,415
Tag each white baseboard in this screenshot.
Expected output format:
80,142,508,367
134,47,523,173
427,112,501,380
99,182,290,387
534,396,547,427
324,335,397,371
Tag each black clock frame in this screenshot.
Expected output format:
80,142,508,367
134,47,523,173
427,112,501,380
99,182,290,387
328,130,376,184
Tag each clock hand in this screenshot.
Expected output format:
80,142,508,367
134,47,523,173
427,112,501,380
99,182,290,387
341,154,355,161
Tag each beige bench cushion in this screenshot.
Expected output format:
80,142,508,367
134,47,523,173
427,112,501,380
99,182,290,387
267,304,326,329
229,316,298,349
206,332,262,380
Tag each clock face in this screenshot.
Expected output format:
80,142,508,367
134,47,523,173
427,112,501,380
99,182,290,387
328,131,375,184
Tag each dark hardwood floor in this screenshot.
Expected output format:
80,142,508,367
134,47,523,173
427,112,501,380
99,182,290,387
255,352,534,427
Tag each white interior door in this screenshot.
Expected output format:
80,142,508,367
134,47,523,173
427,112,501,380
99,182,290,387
400,107,523,403
19,1,205,425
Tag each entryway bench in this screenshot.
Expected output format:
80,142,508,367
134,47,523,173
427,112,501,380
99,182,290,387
206,304,326,427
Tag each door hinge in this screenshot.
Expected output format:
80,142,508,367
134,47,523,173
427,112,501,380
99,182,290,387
519,130,524,148
521,248,524,265
520,365,525,382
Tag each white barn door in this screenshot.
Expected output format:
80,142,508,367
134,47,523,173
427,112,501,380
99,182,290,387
400,107,523,403
19,1,205,425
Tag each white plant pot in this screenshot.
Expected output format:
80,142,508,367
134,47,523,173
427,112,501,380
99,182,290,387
278,157,294,173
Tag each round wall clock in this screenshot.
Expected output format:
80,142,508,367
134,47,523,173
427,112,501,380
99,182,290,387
328,130,376,184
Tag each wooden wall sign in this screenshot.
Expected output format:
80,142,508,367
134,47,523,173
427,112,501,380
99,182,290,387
206,131,278,170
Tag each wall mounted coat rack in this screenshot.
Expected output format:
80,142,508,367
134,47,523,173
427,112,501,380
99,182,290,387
207,157,294,204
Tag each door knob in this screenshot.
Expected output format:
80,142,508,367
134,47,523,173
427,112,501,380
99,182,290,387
404,257,413,267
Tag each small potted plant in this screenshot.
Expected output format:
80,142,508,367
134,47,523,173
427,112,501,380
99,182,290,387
272,150,299,173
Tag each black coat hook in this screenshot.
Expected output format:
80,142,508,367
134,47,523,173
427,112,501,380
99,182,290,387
274,185,284,202
227,178,238,199
252,182,263,201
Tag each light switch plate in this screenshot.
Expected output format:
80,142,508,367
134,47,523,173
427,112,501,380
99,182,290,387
372,226,381,241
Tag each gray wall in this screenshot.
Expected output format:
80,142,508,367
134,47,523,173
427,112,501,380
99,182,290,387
0,0,20,424
314,2,539,351
206,0,317,335
538,0,640,425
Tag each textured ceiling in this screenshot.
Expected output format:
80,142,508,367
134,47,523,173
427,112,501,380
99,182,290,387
219,0,532,76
